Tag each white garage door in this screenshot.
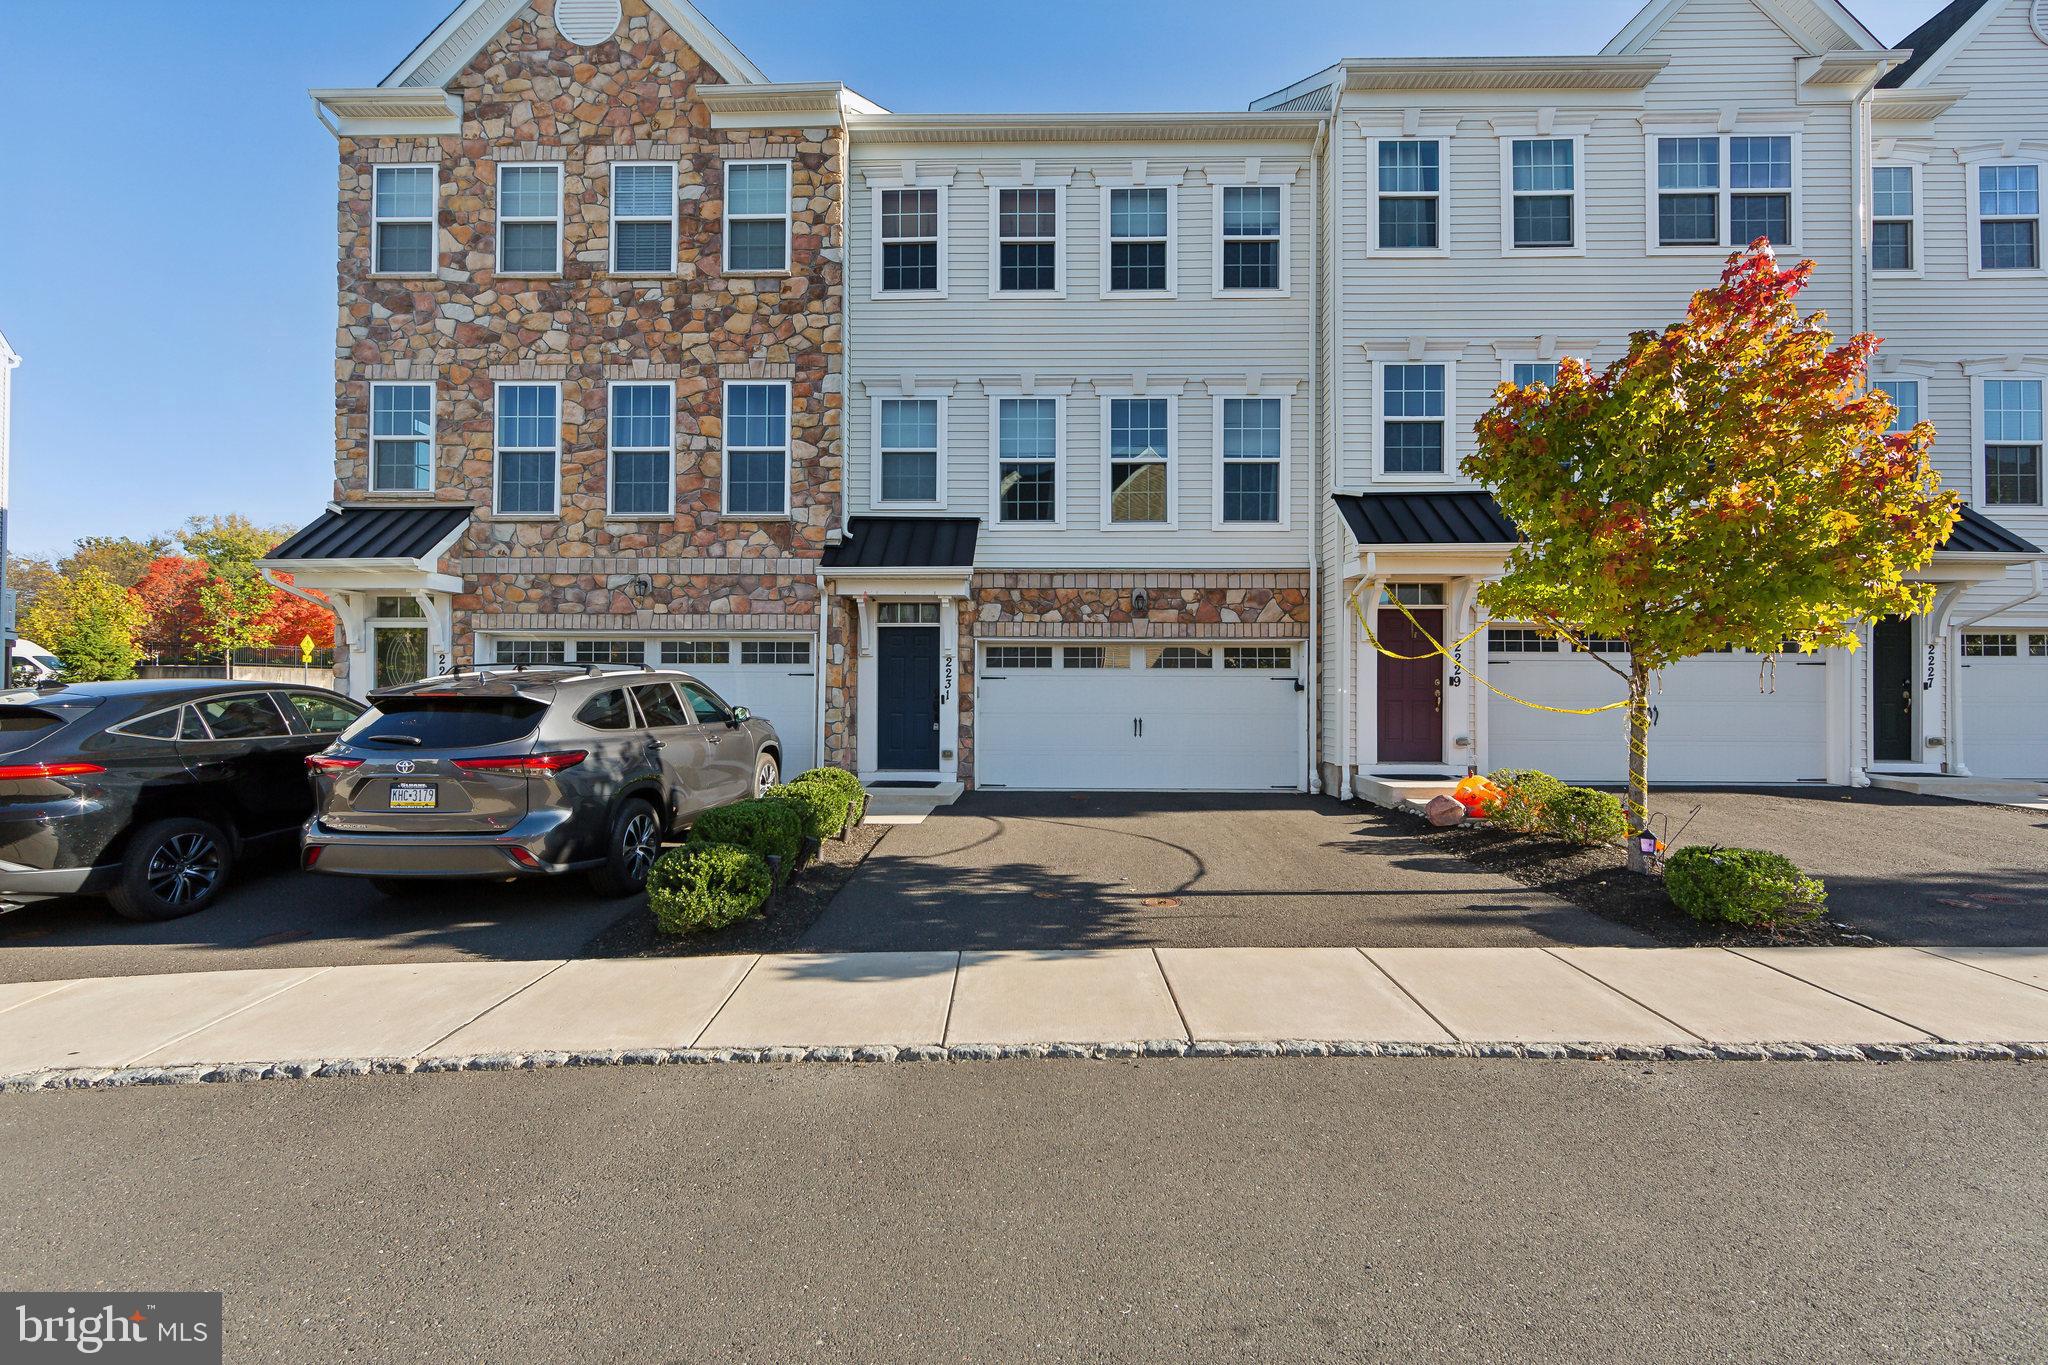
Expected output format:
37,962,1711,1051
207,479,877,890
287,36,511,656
486,635,817,774
975,642,1303,791
1957,631,2048,779
1486,638,1828,783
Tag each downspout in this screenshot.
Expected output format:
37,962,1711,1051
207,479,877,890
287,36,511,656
1304,114,1327,793
1332,109,1352,802
815,567,829,775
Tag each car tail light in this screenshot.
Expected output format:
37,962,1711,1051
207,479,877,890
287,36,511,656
0,762,106,780
306,755,364,772
303,846,324,869
505,846,542,870
453,751,587,775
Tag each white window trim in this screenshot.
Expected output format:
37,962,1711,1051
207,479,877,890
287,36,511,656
1964,154,2046,279
607,161,677,277
1211,181,1292,296
1372,358,1460,485
1098,182,1177,299
1642,130,1804,255
495,161,564,277
721,378,793,520
987,392,1066,531
1210,391,1291,531
1497,134,1586,258
870,393,948,511
1497,356,1567,388
870,182,948,300
491,379,562,518
723,158,793,277
987,182,1066,300
1870,161,1923,279
367,381,436,495
1868,367,1931,437
1970,369,2047,509
606,379,676,519
1098,392,1180,531
370,164,437,277
1364,137,1450,260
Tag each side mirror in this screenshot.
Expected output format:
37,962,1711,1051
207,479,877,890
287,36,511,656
728,706,750,727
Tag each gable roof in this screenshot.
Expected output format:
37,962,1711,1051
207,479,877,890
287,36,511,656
381,0,765,90
1875,0,2005,87
1603,0,1884,56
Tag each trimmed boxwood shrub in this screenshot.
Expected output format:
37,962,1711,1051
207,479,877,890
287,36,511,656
765,779,853,843
648,843,773,934
687,797,803,881
1486,768,1569,834
1665,845,1827,929
1542,786,1628,846
792,766,866,830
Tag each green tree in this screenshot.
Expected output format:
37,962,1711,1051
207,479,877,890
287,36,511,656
1465,244,1958,871
62,534,171,589
179,515,292,672
18,567,147,681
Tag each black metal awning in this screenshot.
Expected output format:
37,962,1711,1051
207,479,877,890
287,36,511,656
265,504,472,563
1332,491,1518,546
1943,503,2041,555
822,516,980,570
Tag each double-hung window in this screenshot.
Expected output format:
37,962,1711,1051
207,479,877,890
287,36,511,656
876,398,941,506
995,188,1058,293
1106,398,1171,526
724,382,790,516
1381,364,1447,475
1218,397,1283,526
1106,187,1170,293
610,163,675,274
1508,139,1575,249
1983,378,2043,506
495,383,559,515
1655,135,1794,248
1219,186,1281,290
1872,166,1916,273
726,161,791,273
995,397,1059,525
497,163,562,274
1377,142,1441,251
371,166,436,274
1870,378,1919,434
369,383,434,493
1511,362,1560,388
878,188,940,293
1977,164,2041,272
609,382,673,517
1655,137,1720,245
1728,136,1793,244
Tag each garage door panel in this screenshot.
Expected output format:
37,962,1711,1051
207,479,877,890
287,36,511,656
1958,657,2048,779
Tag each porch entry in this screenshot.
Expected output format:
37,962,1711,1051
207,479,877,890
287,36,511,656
369,596,429,691
1376,584,1443,764
1871,616,1915,763
876,603,942,771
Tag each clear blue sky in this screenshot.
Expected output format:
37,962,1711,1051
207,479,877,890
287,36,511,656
0,0,1938,556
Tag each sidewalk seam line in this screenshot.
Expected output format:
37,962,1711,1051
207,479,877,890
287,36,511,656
0,979,81,1019
1354,949,1458,1042
124,966,340,1067
690,954,765,1049
1911,946,2048,996
1725,948,1946,1041
1150,948,1194,1042
1540,948,1705,1042
939,952,963,1046
415,959,574,1058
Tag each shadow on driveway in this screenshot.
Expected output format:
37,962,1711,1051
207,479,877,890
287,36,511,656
799,791,1656,952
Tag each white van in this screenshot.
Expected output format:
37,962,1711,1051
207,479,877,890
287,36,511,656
10,639,62,683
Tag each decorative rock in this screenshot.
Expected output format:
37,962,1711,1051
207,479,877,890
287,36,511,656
1423,795,1467,827
1861,1044,1914,1062
947,1044,1000,1062
1710,1044,1769,1061
1140,1039,1188,1057
1663,1045,1717,1061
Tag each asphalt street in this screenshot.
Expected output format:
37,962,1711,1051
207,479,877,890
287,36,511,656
2,1058,2041,1362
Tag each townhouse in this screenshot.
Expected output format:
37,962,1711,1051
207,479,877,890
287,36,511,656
265,0,2047,797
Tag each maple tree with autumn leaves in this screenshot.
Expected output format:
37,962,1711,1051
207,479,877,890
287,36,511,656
1466,242,1958,870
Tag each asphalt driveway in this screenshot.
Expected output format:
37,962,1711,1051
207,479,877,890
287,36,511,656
798,792,1654,951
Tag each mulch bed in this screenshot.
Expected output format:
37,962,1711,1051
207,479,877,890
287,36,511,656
1378,803,1879,947
586,820,889,959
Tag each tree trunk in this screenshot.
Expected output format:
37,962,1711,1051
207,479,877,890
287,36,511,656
1624,660,1653,874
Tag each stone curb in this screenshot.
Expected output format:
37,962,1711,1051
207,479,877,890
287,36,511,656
0,1039,2041,1094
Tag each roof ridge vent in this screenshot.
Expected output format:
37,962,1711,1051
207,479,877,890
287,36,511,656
556,0,622,46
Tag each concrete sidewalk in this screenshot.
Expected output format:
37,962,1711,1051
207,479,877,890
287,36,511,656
2,946,2045,1087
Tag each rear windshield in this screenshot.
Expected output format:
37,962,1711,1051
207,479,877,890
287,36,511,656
342,696,547,750
0,705,71,757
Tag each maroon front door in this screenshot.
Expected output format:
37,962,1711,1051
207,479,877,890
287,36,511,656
1377,609,1443,764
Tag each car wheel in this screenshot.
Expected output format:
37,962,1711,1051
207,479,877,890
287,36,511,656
106,817,235,922
753,751,780,798
587,798,662,898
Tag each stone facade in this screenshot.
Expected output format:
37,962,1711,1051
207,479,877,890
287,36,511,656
330,0,842,657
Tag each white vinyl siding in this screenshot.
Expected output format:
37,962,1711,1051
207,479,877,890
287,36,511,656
371,165,436,275
496,163,562,275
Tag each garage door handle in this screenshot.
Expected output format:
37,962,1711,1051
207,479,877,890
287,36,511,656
1133,717,1143,738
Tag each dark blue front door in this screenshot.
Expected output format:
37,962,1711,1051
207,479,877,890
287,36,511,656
877,626,941,771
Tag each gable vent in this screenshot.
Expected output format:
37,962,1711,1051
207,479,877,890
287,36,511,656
2035,0,2048,45
555,0,622,46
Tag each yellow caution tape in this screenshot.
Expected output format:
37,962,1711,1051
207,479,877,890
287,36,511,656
1347,589,1632,718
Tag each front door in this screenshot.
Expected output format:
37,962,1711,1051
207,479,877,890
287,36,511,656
372,624,429,690
1872,615,1915,763
1377,609,1443,764
878,626,941,771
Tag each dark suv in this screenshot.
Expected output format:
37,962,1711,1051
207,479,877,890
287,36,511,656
0,679,365,920
302,666,783,896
